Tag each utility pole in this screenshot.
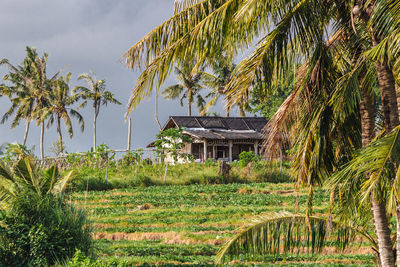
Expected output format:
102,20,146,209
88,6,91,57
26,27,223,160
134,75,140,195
127,117,132,151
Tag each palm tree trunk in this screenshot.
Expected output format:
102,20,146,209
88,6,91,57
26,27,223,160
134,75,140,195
127,117,132,151
23,119,30,146
374,58,400,267
375,62,399,132
93,106,97,152
395,84,400,119
57,117,63,147
155,92,162,130
40,121,45,162
361,89,395,267
239,103,246,117
188,89,192,116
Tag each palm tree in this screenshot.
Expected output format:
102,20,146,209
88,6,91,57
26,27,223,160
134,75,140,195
162,60,205,116
0,156,73,206
123,1,400,265
0,56,35,146
40,73,85,152
74,71,121,152
1,47,57,161
202,57,250,117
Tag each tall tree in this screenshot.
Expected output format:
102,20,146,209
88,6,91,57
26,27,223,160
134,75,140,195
202,58,250,117
74,71,121,152
123,1,400,265
162,60,205,116
40,73,85,152
1,47,56,161
0,56,35,146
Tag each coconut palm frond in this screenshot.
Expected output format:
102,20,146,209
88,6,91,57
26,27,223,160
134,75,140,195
174,0,204,13
215,212,353,266
162,84,184,99
331,125,400,208
52,170,73,195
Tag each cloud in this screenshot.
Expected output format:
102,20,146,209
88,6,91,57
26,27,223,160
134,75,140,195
0,0,234,157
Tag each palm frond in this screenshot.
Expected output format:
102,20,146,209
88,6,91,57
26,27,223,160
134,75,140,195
215,212,353,266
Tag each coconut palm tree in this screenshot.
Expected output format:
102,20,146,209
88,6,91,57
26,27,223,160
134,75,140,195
123,1,400,265
202,57,250,117
40,73,85,153
162,60,205,116
0,56,35,146
1,47,57,161
74,71,121,152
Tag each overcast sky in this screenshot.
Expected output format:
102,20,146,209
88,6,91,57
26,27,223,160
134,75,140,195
0,0,245,156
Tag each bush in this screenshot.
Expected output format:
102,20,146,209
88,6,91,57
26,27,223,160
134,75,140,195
238,151,261,167
0,193,92,266
0,157,93,266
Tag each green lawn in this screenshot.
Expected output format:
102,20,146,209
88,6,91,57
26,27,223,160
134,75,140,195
69,182,375,266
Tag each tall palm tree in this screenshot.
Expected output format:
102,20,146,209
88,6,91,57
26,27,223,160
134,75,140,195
0,56,35,146
123,1,400,265
1,47,57,161
74,71,121,152
202,57,250,117
162,60,205,116
40,73,85,152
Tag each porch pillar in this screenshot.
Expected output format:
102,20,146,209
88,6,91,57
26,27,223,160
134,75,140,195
228,140,233,163
203,139,208,161
254,140,259,155
212,145,216,159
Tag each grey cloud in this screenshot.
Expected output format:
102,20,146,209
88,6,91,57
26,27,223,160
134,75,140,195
0,0,235,157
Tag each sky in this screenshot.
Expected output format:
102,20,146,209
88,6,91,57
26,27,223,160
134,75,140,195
0,0,245,157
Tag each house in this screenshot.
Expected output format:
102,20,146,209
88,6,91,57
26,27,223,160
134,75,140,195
149,116,267,163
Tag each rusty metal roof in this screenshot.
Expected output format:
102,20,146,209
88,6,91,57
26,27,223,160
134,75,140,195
165,116,267,132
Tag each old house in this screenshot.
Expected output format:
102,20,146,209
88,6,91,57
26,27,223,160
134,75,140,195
149,116,267,163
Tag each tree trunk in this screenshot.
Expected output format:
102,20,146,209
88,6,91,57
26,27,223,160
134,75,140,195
57,117,63,148
360,90,376,147
127,117,132,151
375,62,399,132
374,54,400,267
23,119,30,146
93,107,97,152
361,89,395,267
395,84,400,119
239,104,246,117
371,195,395,267
188,89,192,116
40,121,45,162
154,92,162,130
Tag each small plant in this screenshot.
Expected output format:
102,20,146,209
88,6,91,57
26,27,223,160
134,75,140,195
238,151,261,167
154,127,192,163
49,138,66,157
0,143,33,162
120,149,144,166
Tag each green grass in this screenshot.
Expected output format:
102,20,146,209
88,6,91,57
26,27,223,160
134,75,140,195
67,161,291,191
67,179,374,266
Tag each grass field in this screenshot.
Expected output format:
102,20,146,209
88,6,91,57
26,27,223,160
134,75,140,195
69,182,376,266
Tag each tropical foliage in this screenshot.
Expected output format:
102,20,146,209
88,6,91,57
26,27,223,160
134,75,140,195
0,156,92,265
162,60,206,116
122,0,400,266
74,71,121,152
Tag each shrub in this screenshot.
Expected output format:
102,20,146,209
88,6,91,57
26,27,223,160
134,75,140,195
0,157,93,266
0,194,92,266
238,151,261,167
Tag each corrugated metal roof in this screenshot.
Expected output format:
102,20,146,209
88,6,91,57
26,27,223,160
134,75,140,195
168,116,267,132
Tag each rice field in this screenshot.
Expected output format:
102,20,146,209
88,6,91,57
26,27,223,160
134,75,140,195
70,183,375,266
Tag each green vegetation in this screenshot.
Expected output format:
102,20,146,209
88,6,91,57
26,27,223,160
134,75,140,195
65,180,374,266
0,157,92,266
124,1,400,266
68,160,290,191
